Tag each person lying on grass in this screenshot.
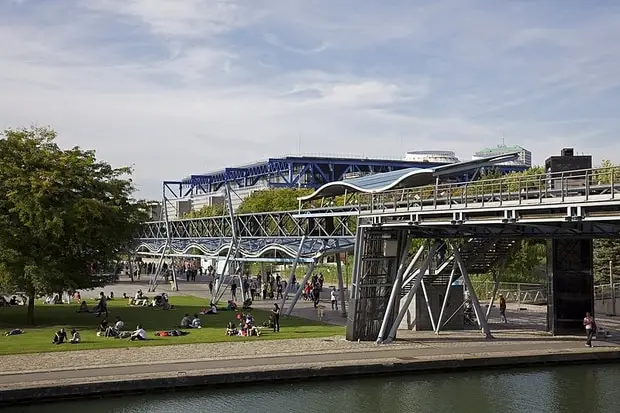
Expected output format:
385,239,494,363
5,329,24,336
155,330,189,337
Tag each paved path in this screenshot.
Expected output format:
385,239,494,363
1,335,619,391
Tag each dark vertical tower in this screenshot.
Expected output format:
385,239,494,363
545,149,594,335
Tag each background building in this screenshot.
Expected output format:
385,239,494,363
472,144,532,167
159,150,530,219
404,150,460,164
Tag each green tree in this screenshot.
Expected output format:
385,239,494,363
502,240,546,283
592,160,620,283
237,188,313,213
185,204,226,218
0,126,146,323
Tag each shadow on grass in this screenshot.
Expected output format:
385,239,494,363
0,296,344,356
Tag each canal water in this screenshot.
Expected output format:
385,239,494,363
6,364,620,413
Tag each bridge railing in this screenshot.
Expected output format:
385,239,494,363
594,283,620,301
471,281,547,305
357,166,620,214
137,205,358,239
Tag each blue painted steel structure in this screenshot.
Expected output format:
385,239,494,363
166,155,529,198
183,156,451,195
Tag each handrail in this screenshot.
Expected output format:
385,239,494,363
357,165,620,214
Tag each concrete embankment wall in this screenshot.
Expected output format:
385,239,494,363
2,351,620,406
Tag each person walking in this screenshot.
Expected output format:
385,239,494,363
499,294,507,323
271,303,280,333
330,287,338,311
584,312,596,347
231,281,237,301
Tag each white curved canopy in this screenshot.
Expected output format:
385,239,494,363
299,152,520,202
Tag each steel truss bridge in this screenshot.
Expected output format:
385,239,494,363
136,165,620,340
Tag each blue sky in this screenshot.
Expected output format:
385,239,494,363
1,0,619,198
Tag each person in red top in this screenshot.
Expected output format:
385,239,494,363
583,312,596,347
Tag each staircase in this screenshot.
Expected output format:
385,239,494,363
400,238,517,296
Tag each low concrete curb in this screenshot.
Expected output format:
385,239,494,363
2,350,620,406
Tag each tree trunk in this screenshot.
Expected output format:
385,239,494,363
27,291,35,325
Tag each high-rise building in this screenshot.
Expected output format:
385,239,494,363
472,144,532,167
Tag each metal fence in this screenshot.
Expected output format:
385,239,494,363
471,281,547,305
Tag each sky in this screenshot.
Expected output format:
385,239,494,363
1,0,620,199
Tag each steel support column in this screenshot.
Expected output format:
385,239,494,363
451,242,493,339
280,236,306,313
435,264,457,334
376,234,415,343
349,225,365,300
384,241,435,344
149,240,169,292
420,280,437,332
485,258,506,320
335,240,348,317
285,261,316,317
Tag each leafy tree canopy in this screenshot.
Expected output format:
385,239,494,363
185,204,226,218
0,126,147,323
237,188,313,214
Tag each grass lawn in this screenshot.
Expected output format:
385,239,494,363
0,296,344,356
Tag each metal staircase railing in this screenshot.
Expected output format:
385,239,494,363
400,238,517,296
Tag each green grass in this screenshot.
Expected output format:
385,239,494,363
0,296,344,356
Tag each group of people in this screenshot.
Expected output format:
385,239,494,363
225,303,280,337
96,316,147,341
52,328,80,344
0,295,27,307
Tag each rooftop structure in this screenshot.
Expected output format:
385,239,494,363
404,150,460,164
473,144,532,167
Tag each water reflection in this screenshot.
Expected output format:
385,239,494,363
6,364,620,413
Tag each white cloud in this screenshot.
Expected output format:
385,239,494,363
0,0,619,198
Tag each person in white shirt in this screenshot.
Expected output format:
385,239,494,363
191,314,202,329
330,288,338,311
114,316,124,331
130,325,146,341
70,328,81,344
584,312,596,347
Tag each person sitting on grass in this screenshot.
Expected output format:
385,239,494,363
225,322,238,336
130,325,146,341
70,328,81,344
191,314,202,329
114,316,124,331
52,328,67,344
207,303,217,314
96,318,109,336
180,314,192,328
77,300,89,313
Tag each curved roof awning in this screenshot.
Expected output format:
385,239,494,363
299,152,520,202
